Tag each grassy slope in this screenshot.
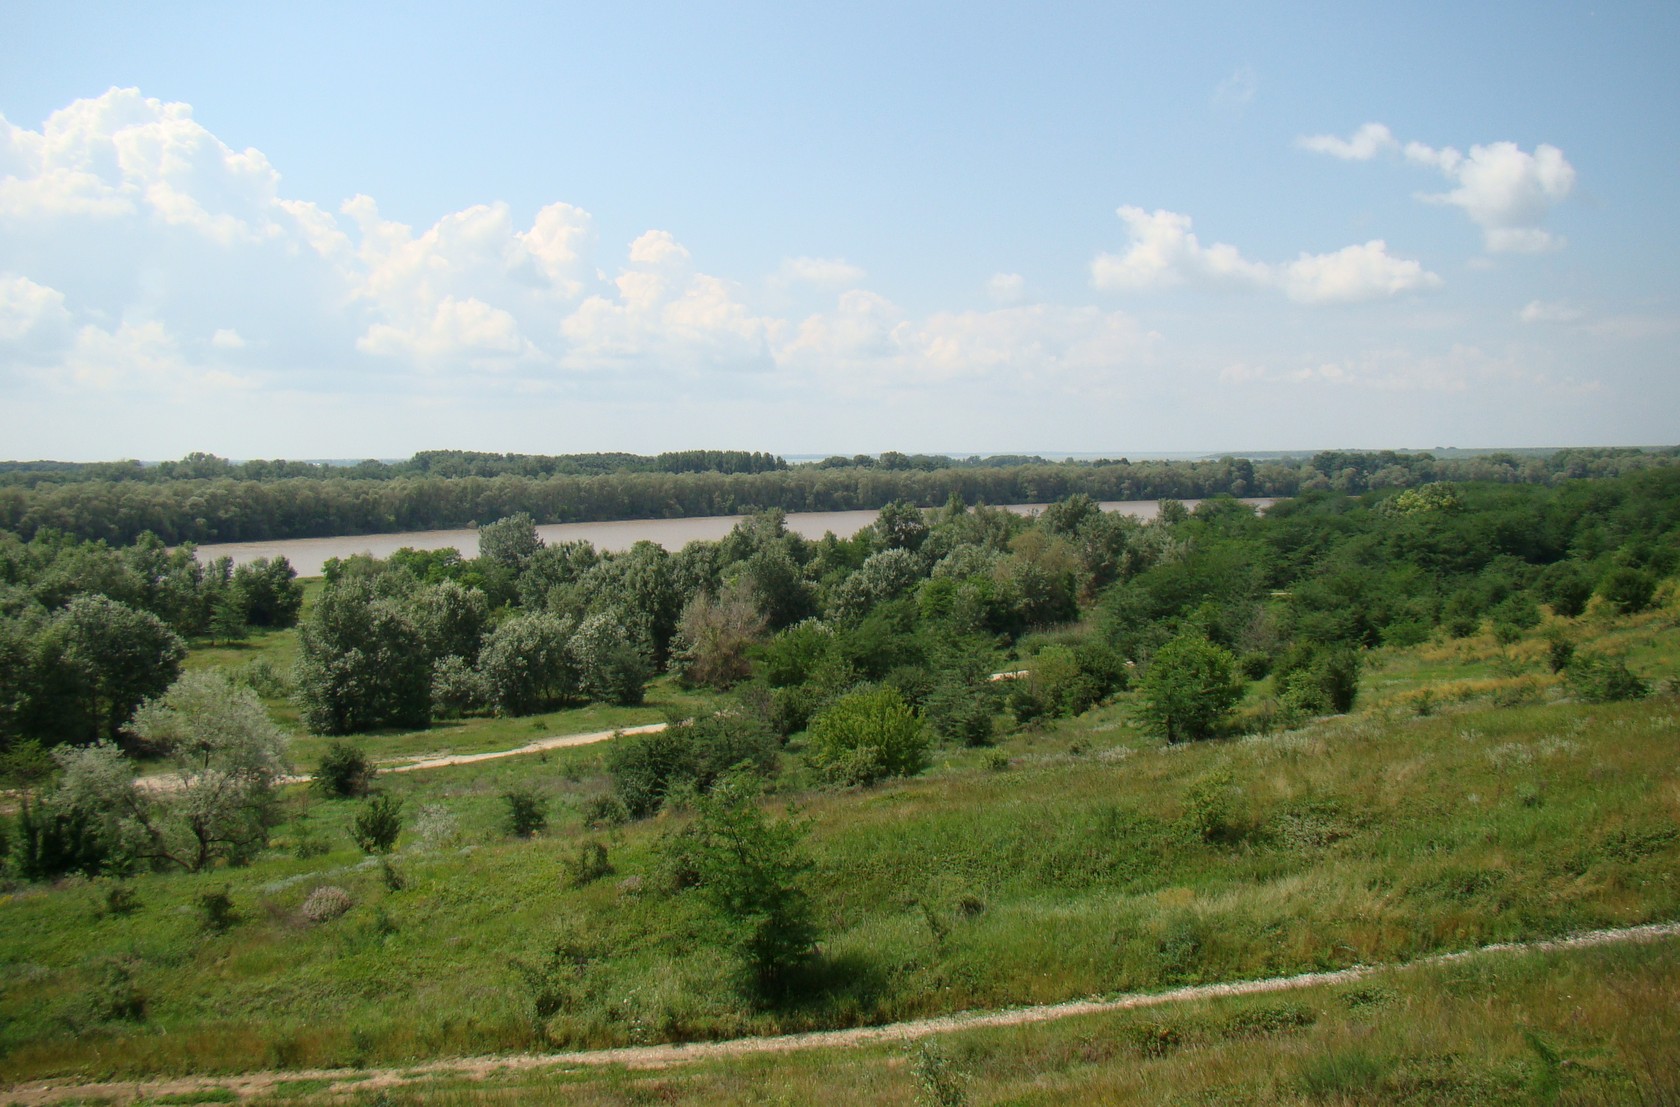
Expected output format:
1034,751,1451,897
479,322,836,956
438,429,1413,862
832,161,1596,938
149,938,1679,1106
1,606,1676,1092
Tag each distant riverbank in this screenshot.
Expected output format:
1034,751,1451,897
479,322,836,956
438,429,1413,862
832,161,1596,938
193,499,1273,577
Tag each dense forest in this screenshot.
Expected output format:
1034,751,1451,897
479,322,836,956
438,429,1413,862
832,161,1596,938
0,446,1674,547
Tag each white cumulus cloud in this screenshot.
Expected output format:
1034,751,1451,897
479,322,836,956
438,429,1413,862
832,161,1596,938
1091,207,1438,304
1296,122,1397,161
1300,123,1576,252
1410,140,1575,252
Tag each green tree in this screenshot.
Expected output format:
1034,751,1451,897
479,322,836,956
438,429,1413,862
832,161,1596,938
207,591,248,645
293,579,432,735
807,686,929,785
868,500,930,552
1136,634,1243,743
30,595,187,745
49,672,289,872
477,612,578,715
660,776,817,999
569,610,649,705
126,671,290,870
477,512,543,571
409,580,490,664
231,557,304,628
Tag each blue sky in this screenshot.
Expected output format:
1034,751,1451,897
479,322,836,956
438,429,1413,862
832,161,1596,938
2,2,1675,460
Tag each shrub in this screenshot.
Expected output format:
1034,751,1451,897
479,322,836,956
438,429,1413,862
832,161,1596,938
1566,653,1650,703
909,1040,969,1106
580,792,629,829
1137,635,1243,743
1544,629,1575,674
15,795,110,881
1182,769,1238,842
300,885,353,923
1596,567,1656,614
658,776,817,999
1538,562,1593,618
101,881,140,917
515,940,595,1023
807,686,929,786
314,741,375,798
502,787,549,838
566,840,613,887
197,887,237,933
606,727,698,819
1274,645,1360,718
379,857,405,891
239,658,291,699
924,680,996,746
351,794,403,854
82,959,146,1023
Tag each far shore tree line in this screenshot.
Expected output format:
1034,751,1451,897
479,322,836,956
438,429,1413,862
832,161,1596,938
1,446,1674,548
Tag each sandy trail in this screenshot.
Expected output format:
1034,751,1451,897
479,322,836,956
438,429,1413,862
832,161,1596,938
127,721,671,795
9,921,1676,1106
378,721,667,774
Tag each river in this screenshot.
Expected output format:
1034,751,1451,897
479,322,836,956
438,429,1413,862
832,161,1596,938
192,499,1273,577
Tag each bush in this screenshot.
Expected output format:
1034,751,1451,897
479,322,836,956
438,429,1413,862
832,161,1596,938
1596,567,1656,614
807,686,929,786
351,793,403,854
606,714,779,819
101,881,140,917
503,787,549,838
1538,562,1593,618
82,958,146,1023
197,887,238,933
314,741,375,798
566,840,613,887
923,680,996,746
1544,629,1575,674
580,792,629,829
606,726,698,819
14,795,109,881
1136,635,1243,743
1566,653,1650,703
1273,645,1360,718
300,885,354,923
657,776,817,1000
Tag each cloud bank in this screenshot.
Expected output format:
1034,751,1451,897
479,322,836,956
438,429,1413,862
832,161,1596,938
0,88,1176,406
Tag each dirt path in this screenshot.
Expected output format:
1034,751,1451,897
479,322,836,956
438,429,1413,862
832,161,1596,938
10,921,1677,1106
126,721,671,796
379,721,668,774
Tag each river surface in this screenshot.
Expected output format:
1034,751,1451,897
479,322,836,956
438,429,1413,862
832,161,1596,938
192,499,1272,578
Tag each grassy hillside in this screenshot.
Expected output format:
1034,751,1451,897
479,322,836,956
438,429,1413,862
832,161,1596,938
2,601,1676,1099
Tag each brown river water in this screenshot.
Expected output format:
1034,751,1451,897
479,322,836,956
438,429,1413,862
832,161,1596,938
192,499,1273,578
